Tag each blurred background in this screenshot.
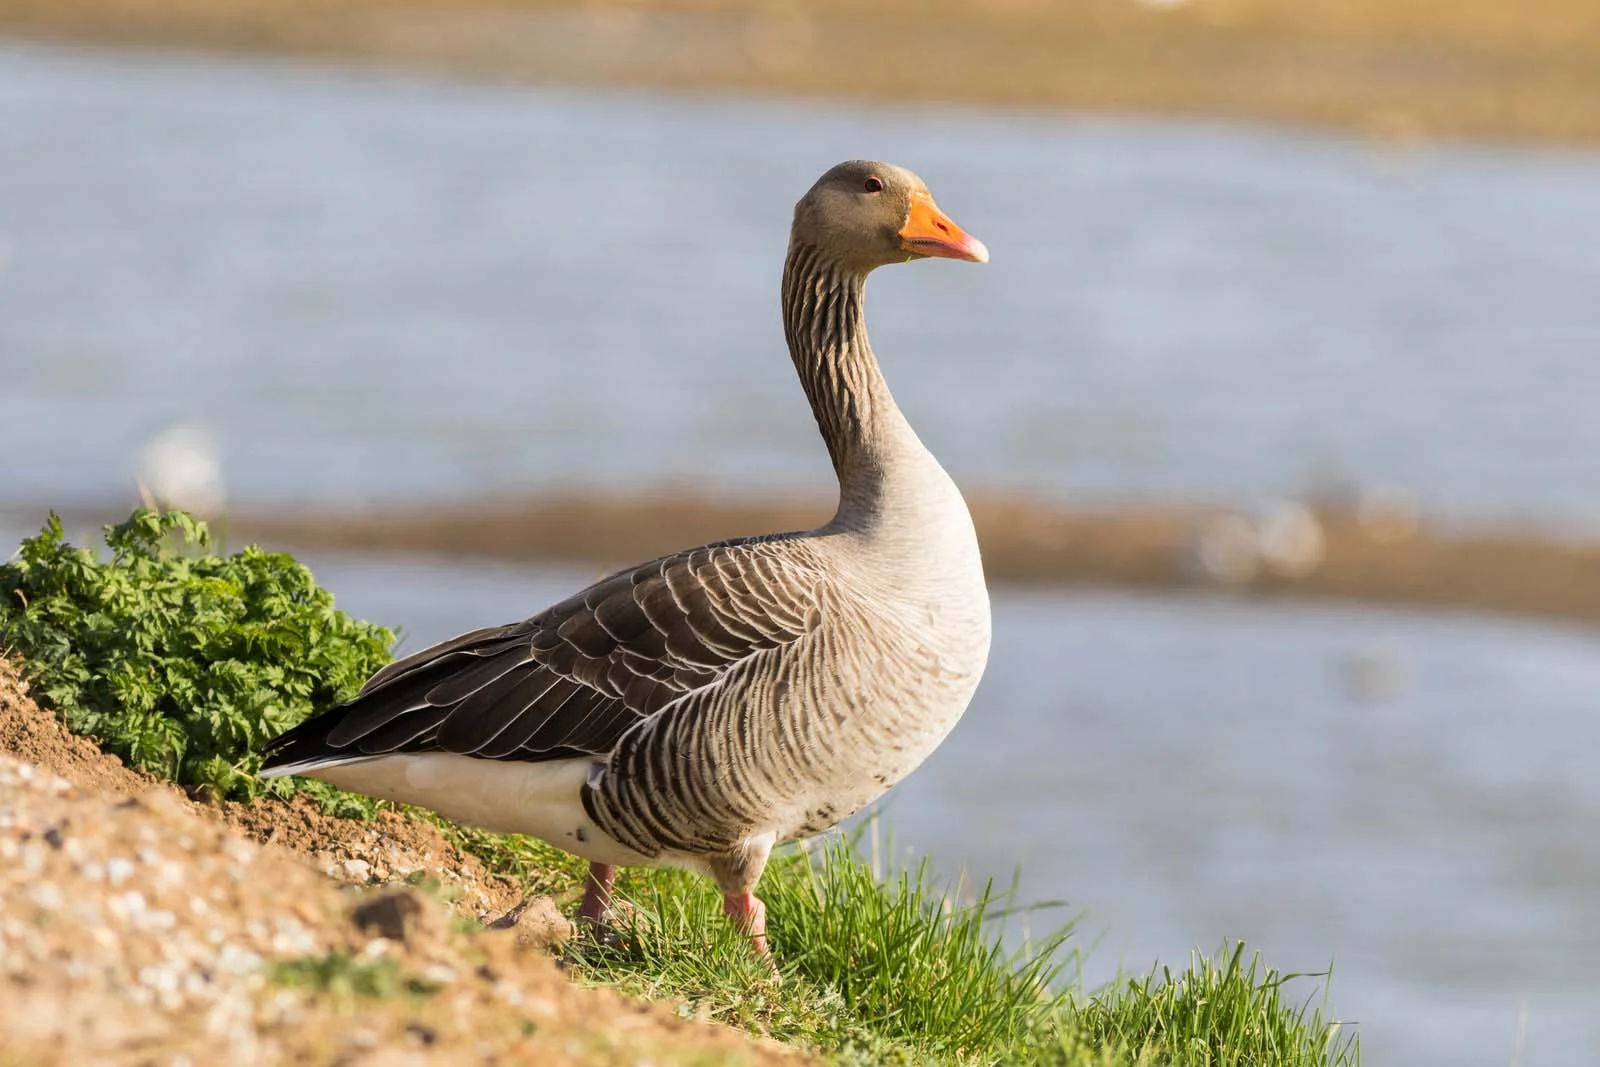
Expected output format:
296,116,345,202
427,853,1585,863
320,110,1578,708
4,2,1600,1063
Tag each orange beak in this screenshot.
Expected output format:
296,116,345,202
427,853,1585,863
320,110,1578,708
898,193,989,263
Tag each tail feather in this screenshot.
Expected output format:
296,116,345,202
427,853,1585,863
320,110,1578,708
259,706,363,778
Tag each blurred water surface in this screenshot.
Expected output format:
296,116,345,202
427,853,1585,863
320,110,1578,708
3,43,1600,1067
5,44,1600,524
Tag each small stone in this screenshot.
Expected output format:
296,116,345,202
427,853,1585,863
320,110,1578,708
341,858,372,882
419,963,457,986
29,883,64,910
494,896,575,952
350,890,423,943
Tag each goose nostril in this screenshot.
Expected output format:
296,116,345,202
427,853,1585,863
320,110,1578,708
935,221,949,233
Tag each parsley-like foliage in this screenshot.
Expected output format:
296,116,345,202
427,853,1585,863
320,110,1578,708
0,509,393,803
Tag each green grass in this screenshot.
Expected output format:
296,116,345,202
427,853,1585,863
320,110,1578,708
268,951,443,1001
426,815,589,899
1064,943,1352,1067
562,831,1071,1064
3,508,1359,1066
550,830,1357,1067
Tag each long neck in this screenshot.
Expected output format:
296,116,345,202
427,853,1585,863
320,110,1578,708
782,238,922,522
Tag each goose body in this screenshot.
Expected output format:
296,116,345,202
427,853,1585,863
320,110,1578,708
261,160,992,957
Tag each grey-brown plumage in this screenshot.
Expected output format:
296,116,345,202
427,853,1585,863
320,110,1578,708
261,160,993,961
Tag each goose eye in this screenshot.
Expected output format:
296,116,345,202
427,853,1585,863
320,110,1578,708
863,176,884,193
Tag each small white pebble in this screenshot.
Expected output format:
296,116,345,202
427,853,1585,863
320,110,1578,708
29,883,64,910
106,857,135,886
420,964,457,986
269,918,317,956
215,942,263,975
138,963,177,994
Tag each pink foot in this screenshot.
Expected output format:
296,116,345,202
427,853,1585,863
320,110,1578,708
579,862,616,924
722,891,772,961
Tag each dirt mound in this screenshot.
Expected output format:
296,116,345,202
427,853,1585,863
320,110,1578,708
0,661,799,1065
0,663,156,798
0,660,524,917
219,793,527,921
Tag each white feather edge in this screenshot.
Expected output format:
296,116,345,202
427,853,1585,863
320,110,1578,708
258,751,653,868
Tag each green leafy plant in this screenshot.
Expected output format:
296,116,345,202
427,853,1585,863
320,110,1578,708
0,509,393,802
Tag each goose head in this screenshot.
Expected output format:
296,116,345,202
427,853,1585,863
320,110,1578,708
792,160,988,271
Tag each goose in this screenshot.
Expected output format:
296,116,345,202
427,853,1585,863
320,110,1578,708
259,160,993,963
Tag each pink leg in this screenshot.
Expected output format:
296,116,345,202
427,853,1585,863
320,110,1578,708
579,862,616,924
722,891,772,960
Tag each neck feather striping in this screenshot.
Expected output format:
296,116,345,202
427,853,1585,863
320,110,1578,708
781,239,907,515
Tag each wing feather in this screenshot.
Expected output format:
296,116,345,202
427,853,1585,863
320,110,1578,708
260,537,826,773
477,679,587,758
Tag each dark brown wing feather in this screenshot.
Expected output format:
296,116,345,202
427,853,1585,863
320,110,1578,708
260,538,822,771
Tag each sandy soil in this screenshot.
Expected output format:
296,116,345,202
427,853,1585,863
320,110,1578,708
0,659,800,1066
2,0,1600,143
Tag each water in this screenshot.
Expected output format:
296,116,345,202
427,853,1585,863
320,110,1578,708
4,42,1600,1064
6,44,1600,524
284,550,1600,1067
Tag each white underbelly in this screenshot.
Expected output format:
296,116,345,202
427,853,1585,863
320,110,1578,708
308,753,652,868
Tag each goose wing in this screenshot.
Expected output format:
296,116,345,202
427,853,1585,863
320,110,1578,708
260,537,826,772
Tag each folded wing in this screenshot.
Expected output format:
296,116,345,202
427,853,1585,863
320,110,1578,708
260,537,825,772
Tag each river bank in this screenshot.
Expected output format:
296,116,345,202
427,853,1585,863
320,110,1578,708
2,0,1600,144
216,493,1600,628
11,492,1600,628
